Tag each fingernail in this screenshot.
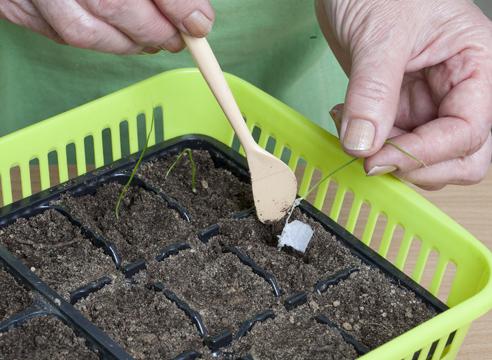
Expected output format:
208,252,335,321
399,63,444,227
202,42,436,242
183,10,213,37
140,47,160,55
367,165,398,176
343,119,375,151
329,108,342,136
162,33,183,52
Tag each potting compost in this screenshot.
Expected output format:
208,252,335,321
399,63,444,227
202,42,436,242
0,137,446,359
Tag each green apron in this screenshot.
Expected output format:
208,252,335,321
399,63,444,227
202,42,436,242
0,0,347,137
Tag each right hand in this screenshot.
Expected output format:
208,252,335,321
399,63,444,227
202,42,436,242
0,0,215,54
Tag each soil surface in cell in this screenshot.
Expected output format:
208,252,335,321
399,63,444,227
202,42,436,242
228,305,358,360
148,245,276,335
139,150,253,227
0,269,32,321
0,316,97,359
216,209,361,295
0,209,114,299
312,265,437,348
59,183,193,265
76,274,204,360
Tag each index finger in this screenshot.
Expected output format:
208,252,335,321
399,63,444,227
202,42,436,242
153,0,215,37
366,74,492,174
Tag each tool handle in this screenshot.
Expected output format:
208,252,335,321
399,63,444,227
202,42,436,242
182,34,255,153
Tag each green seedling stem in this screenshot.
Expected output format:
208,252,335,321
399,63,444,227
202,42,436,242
115,115,155,220
165,148,197,194
285,141,424,223
385,140,427,168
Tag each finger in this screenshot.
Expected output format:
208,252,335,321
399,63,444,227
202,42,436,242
0,0,63,42
395,72,438,131
153,0,215,38
395,132,492,188
331,104,406,139
32,0,140,54
366,76,492,174
338,29,410,156
81,0,183,52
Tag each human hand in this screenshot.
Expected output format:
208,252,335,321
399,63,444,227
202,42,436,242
0,0,215,54
316,0,492,190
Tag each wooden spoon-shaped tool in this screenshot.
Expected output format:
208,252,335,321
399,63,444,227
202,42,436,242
182,34,297,223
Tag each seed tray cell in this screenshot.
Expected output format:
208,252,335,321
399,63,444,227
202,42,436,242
147,246,277,337
216,212,362,296
313,265,439,349
58,180,194,267
0,136,448,359
0,315,98,360
0,268,32,321
0,208,115,299
75,275,204,360
228,305,359,360
139,150,254,228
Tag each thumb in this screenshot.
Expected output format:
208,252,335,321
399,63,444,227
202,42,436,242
340,46,408,156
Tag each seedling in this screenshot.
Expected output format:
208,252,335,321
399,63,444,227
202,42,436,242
385,140,427,168
165,148,197,194
284,157,358,224
284,141,424,224
115,115,155,220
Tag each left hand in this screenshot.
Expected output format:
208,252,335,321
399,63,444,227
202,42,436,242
317,0,492,190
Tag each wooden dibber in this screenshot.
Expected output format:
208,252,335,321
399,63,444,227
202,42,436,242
182,34,297,223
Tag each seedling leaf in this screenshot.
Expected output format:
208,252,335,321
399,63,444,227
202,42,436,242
385,140,427,168
115,114,155,220
165,148,197,194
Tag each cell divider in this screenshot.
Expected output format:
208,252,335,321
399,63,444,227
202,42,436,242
152,282,208,338
221,245,282,297
315,314,371,356
314,267,360,294
0,301,50,333
69,276,112,305
235,309,275,340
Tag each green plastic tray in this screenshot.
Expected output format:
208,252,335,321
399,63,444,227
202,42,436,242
0,68,491,359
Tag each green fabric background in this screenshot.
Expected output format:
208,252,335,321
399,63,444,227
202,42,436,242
0,0,348,137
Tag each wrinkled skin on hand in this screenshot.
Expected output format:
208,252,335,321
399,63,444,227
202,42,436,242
0,0,215,54
317,0,492,189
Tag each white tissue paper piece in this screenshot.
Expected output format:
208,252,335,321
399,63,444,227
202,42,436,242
278,220,314,253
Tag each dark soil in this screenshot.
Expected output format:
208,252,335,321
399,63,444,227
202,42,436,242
75,274,203,360
0,210,114,299
139,150,253,228
229,305,358,360
0,269,32,321
147,245,276,335
59,183,193,265
0,147,439,358
311,265,437,348
216,209,361,295
0,316,97,359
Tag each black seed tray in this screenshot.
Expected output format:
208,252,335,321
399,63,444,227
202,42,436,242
0,135,450,359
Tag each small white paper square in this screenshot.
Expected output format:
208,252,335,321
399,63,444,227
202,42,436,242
278,220,314,253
